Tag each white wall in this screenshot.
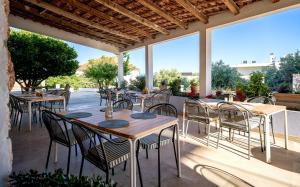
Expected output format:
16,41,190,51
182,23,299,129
0,0,12,185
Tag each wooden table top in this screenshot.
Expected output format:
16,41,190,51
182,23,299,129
60,108,178,139
14,93,64,102
199,99,286,116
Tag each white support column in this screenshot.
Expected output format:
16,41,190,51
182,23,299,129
199,28,212,97
0,0,12,185
117,53,124,87
145,45,153,90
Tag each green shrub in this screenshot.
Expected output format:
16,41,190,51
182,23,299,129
46,75,96,90
9,169,116,187
169,77,181,96
129,75,145,91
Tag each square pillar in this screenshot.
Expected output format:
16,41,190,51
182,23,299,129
199,28,212,97
117,53,124,87
145,45,153,89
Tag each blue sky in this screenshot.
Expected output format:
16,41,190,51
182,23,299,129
67,6,300,74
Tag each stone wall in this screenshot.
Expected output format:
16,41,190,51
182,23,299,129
0,0,12,186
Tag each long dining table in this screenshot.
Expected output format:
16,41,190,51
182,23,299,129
13,93,66,131
184,98,288,163
60,108,181,187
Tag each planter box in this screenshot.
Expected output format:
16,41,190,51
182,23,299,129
273,93,300,111
169,96,188,114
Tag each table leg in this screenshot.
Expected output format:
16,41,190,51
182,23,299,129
176,123,181,177
182,103,185,136
63,98,66,112
141,99,144,112
129,139,137,187
264,115,271,163
54,142,58,163
284,109,288,149
28,101,32,131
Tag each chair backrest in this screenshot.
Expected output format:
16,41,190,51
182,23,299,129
99,88,107,98
71,121,109,171
9,94,17,109
184,99,210,124
42,110,71,146
11,95,27,112
146,103,178,117
246,96,274,105
217,102,252,132
113,99,133,110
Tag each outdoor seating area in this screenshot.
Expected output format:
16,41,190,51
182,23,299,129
8,89,300,186
1,0,300,187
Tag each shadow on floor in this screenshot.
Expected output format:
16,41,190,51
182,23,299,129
194,164,254,187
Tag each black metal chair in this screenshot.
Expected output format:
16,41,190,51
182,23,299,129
70,120,143,185
143,89,172,110
246,96,276,147
43,90,71,112
113,99,133,111
10,95,38,131
99,88,108,106
217,102,264,159
184,99,218,146
137,103,178,187
42,110,79,174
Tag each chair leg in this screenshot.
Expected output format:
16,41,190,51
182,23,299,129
79,157,84,177
45,140,52,170
123,161,127,171
270,117,276,144
248,131,251,160
217,126,221,149
111,168,114,176
18,113,23,131
258,117,264,152
185,120,190,137
67,146,71,175
172,139,178,170
158,143,161,187
75,144,78,156
207,122,211,146
145,148,149,159
198,123,201,134
105,170,110,184
136,141,143,187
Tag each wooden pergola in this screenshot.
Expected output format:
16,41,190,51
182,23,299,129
8,0,300,95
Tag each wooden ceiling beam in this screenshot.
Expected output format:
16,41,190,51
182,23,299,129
11,0,128,48
137,0,187,29
24,0,141,42
175,0,208,24
222,0,239,15
93,0,169,35
64,0,150,37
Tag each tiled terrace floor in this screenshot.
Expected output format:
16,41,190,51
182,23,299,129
11,115,300,187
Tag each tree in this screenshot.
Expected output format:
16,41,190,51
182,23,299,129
8,30,79,91
247,71,270,97
212,60,244,89
264,51,300,91
154,69,181,87
84,56,118,88
123,52,137,76
129,75,145,91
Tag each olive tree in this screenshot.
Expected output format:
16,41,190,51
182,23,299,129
84,56,118,88
8,30,79,91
